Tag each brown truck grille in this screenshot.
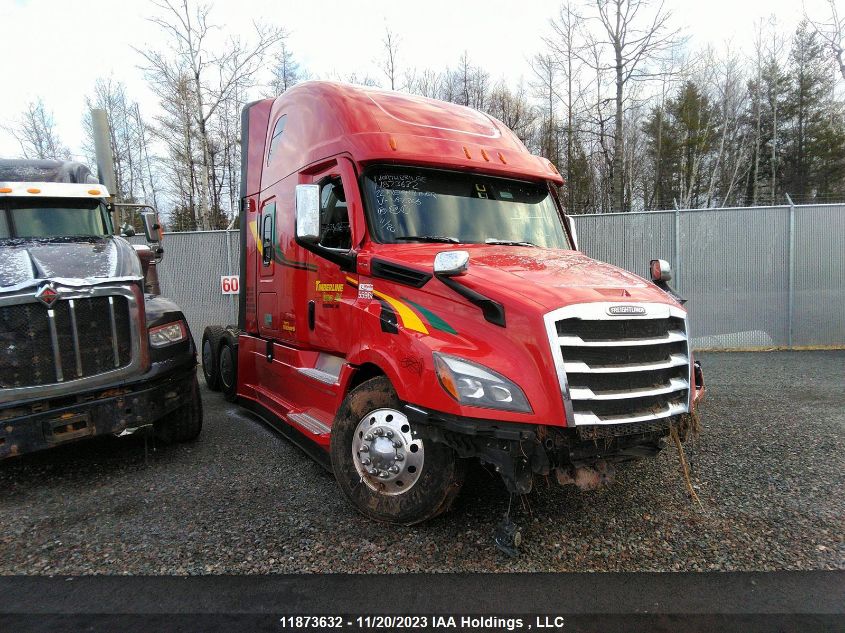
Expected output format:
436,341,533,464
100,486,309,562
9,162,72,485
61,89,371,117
548,306,691,425
0,296,132,389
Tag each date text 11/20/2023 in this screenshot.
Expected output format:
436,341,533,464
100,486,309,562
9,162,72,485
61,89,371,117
278,615,568,630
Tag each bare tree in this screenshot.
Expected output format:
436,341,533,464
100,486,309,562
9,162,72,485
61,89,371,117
5,98,70,160
545,1,586,210
806,0,845,80
379,26,401,90
404,67,443,98
703,45,747,207
82,78,157,216
593,0,679,211
270,38,304,95
149,73,200,229
485,81,538,148
138,0,285,228
530,53,560,165
764,18,788,205
580,31,615,212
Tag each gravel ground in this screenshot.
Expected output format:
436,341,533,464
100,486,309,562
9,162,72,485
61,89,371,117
0,351,842,574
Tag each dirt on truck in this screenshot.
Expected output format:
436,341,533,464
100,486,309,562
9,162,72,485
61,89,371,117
201,81,705,534
0,159,202,459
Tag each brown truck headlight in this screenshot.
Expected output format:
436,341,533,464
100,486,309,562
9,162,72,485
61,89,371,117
149,321,187,348
433,353,531,413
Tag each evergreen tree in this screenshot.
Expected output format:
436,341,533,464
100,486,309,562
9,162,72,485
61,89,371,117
782,21,845,202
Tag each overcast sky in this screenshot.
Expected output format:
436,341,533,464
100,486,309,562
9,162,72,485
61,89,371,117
0,0,832,160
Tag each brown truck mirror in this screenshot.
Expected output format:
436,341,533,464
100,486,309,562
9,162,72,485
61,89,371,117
141,211,162,244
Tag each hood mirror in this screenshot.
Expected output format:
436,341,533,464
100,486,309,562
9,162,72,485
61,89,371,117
434,250,469,276
650,259,672,283
564,215,579,250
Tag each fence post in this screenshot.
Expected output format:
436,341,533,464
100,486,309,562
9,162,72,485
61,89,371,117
673,200,681,290
785,194,795,348
224,230,236,325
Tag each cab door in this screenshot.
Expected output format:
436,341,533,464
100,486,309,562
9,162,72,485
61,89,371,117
301,158,362,354
257,197,279,337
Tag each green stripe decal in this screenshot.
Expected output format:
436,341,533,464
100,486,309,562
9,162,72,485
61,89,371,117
403,298,458,335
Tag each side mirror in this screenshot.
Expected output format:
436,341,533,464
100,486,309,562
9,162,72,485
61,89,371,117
434,250,470,276
120,222,136,238
295,184,320,244
565,215,579,250
141,211,162,243
650,259,672,283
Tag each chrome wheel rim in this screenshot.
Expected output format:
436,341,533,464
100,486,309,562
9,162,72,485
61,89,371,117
352,408,424,496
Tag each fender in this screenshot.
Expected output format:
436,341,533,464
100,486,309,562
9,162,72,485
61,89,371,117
343,346,411,402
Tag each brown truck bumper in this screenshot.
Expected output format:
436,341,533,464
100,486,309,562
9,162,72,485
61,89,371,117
0,365,196,460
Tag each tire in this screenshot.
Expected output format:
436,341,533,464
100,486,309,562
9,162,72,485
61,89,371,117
155,375,203,443
201,325,225,391
218,335,238,403
330,376,466,525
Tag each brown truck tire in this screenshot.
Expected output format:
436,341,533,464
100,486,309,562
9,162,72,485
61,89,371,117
154,375,203,443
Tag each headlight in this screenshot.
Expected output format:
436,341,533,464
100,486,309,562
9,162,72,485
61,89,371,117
433,353,531,413
148,321,187,347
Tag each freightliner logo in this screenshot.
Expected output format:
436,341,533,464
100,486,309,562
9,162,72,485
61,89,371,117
607,305,647,316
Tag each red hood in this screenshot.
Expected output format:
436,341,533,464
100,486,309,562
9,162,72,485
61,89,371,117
367,244,679,312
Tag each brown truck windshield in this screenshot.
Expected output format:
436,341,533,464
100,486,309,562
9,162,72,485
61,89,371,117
362,167,572,248
0,198,112,239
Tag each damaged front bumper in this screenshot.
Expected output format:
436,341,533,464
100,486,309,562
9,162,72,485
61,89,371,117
405,363,704,495
0,364,196,460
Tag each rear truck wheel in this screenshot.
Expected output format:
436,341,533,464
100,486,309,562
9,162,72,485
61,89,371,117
154,375,203,443
201,325,225,391
218,334,238,403
330,376,466,525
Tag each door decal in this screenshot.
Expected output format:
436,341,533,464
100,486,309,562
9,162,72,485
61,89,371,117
345,276,450,336
249,220,317,272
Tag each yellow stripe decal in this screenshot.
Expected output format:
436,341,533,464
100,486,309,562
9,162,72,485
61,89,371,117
249,220,262,254
347,275,428,334
374,290,429,334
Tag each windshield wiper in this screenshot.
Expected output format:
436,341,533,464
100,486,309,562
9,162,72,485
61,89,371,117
485,238,537,247
395,235,460,243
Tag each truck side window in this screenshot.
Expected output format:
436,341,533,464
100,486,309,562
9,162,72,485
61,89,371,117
319,180,351,250
266,115,287,163
261,204,275,266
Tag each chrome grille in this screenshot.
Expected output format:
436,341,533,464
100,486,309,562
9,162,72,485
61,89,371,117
0,296,133,389
545,303,691,426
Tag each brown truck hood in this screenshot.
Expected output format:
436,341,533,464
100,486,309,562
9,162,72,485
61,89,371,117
0,236,142,290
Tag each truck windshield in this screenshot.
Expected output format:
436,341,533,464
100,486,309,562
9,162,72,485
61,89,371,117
0,198,112,239
362,167,572,248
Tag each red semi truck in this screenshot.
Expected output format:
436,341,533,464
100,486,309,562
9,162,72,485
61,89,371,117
202,81,704,526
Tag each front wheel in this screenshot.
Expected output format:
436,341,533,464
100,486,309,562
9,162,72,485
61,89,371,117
154,375,203,443
330,376,466,525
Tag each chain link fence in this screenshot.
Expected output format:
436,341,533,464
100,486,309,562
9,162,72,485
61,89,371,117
135,203,845,350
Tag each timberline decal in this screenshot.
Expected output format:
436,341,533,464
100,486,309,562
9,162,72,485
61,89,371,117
315,280,344,293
